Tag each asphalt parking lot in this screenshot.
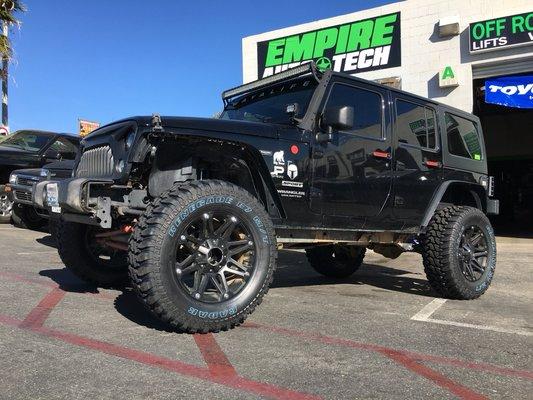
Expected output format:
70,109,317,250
0,225,531,400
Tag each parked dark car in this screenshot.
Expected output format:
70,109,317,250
0,130,79,223
6,160,75,229
36,62,498,333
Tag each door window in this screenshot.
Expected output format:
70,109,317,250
325,84,383,140
445,113,482,160
48,137,78,159
396,100,437,149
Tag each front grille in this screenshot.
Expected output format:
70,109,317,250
17,176,40,187
14,190,32,202
76,145,115,177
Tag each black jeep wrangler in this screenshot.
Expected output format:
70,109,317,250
34,63,498,333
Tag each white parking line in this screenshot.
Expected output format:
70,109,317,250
16,251,57,255
411,298,533,337
411,298,447,321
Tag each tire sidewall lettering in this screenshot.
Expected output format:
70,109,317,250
168,195,235,237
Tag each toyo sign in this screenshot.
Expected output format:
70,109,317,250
485,76,533,109
469,11,533,53
257,12,401,79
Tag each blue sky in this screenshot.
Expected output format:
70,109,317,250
9,0,395,133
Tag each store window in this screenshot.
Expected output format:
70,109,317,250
396,100,437,149
445,113,482,160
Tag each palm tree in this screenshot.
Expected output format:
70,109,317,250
0,0,25,58
0,0,25,128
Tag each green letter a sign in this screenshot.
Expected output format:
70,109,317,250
442,66,455,79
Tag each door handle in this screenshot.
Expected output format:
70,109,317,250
372,150,391,160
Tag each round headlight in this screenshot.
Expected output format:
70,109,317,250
40,169,50,178
8,173,17,184
125,131,136,149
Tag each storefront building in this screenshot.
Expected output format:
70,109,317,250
242,0,533,232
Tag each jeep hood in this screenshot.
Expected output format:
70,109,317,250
162,116,280,139
89,116,282,140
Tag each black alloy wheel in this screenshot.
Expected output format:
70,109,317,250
174,211,257,303
458,225,488,282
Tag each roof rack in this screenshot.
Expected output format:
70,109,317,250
222,61,322,102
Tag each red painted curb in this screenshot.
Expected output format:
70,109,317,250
194,333,238,378
0,311,320,400
19,289,65,329
380,348,488,400
243,323,533,381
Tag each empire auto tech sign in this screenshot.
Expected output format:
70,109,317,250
257,12,401,78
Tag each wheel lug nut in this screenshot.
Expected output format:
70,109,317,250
194,293,201,299
223,293,229,299
248,241,253,245
230,216,237,223
176,268,182,275
180,235,186,241
203,213,210,220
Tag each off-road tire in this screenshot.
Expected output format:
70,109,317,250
128,180,277,333
306,245,366,278
56,220,128,286
12,205,47,230
422,206,496,299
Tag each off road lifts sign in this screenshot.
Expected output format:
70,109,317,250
257,12,401,79
469,11,533,53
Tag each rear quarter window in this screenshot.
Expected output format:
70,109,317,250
445,113,483,161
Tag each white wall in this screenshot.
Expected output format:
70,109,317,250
242,0,533,113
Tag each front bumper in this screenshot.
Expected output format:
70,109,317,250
8,183,35,206
34,177,114,227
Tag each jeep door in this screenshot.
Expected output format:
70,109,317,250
391,94,442,228
310,80,393,228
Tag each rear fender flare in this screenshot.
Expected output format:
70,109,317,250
421,181,487,228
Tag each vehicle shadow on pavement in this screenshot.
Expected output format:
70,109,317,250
39,268,115,294
35,249,435,333
114,290,177,333
35,235,57,248
273,251,436,298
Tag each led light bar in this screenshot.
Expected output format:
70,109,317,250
222,62,320,101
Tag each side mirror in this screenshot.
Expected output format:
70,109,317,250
322,105,354,132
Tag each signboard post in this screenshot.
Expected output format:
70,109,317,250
78,119,100,137
256,12,401,79
469,11,533,53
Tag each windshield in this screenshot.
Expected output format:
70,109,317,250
220,77,317,125
0,131,53,152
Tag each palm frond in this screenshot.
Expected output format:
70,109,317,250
0,0,26,58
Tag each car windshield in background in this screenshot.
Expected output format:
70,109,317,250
0,131,52,152
220,78,317,125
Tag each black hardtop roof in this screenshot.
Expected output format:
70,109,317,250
12,129,79,139
327,70,478,121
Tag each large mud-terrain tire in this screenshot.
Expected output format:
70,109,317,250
422,206,496,299
56,220,128,286
306,245,366,278
129,180,277,333
12,205,47,230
